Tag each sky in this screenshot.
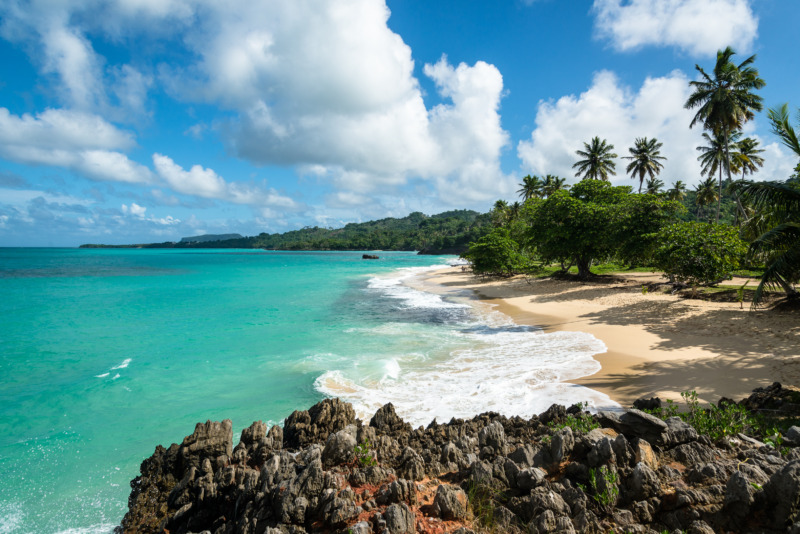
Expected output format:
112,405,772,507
0,0,798,246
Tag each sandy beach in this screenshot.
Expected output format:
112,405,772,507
414,266,800,408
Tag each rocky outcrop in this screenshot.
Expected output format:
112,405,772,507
119,386,800,534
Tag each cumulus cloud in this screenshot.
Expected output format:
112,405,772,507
122,202,147,217
518,70,795,191
152,154,300,209
159,1,512,206
593,0,758,56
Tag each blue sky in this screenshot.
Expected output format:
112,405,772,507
0,0,798,246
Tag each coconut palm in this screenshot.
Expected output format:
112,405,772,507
542,174,567,197
623,137,667,193
573,137,618,181
645,177,665,195
517,175,544,201
667,181,687,202
732,137,766,181
685,46,765,222
697,130,741,188
731,104,800,305
491,199,509,227
730,136,765,224
694,177,719,222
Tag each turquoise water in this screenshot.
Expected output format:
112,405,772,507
0,249,613,533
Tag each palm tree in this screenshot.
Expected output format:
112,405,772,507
573,137,618,181
517,175,543,201
732,137,766,181
491,199,509,227
685,46,765,222
667,180,687,202
731,104,800,304
623,137,667,193
542,174,567,197
645,177,665,195
694,177,719,222
697,130,741,190
730,136,765,224
509,201,522,221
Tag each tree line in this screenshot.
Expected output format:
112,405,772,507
464,47,799,306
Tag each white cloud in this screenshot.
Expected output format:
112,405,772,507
0,108,134,151
122,202,147,217
1,0,515,211
152,154,300,209
518,70,795,191
593,0,758,56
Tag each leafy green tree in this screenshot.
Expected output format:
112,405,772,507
694,177,719,222
652,221,748,287
667,180,687,202
462,228,529,277
685,46,765,222
527,180,681,278
624,137,667,193
518,175,544,200
573,137,618,181
732,137,765,181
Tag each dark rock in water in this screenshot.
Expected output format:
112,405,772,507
362,254,379,259
118,388,800,534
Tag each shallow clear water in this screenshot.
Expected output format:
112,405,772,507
0,248,613,533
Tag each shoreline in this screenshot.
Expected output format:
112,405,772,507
411,266,800,407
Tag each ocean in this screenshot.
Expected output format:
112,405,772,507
0,248,614,533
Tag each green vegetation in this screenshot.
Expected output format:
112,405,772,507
461,228,532,277
644,390,800,448
353,439,377,467
582,466,619,515
547,403,600,434
465,480,507,532
573,137,618,181
652,221,748,288
83,210,491,253
624,137,666,194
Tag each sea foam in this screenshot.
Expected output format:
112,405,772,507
315,266,618,427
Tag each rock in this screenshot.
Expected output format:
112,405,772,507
539,404,567,425
765,460,800,528
179,420,233,471
397,447,425,481
384,502,415,533
665,417,699,446
283,398,356,449
687,520,716,534
370,403,411,435
633,439,659,470
633,397,662,411
350,521,372,534
517,467,547,491
362,254,379,259
509,443,537,467
377,479,416,505
478,421,506,454
786,426,800,446
629,462,661,499
433,484,468,520
617,409,669,446
321,425,357,467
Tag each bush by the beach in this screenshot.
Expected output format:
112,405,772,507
652,221,748,288
461,227,532,277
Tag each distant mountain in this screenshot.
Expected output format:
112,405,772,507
180,233,244,243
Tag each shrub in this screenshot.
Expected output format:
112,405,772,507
652,221,747,287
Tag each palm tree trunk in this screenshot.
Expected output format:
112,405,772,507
720,128,732,223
